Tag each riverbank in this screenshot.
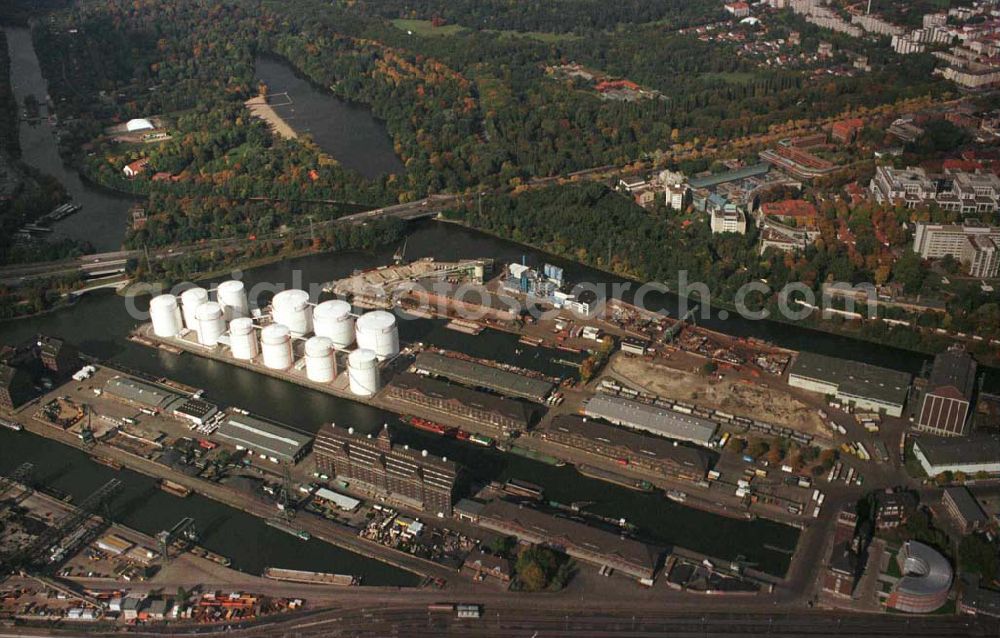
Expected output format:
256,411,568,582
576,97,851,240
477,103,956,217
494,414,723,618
436,217,996,371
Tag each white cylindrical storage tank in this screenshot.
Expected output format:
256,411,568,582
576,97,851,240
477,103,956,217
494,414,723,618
261,323,293,370
313,300,355,348
195,301,225,347
180,287,209,331
348,349,380,396
355,311,399,361
216,280,249,321
229,317,258,361
304,336,336,383
271,289,312,337
150,294,183,338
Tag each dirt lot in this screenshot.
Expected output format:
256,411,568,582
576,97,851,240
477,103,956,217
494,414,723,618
608,354,826,437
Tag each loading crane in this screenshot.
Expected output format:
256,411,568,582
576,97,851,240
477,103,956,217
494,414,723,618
157,517,199,561
6,479,122,573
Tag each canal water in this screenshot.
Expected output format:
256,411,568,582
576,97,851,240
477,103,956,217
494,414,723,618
255,55,405,180
3,26,135,252
0,224,814,577
0,428,420,586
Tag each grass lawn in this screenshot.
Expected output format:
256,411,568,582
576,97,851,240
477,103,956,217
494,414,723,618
391,19,467,37
699,71,758,84
495,30,581,43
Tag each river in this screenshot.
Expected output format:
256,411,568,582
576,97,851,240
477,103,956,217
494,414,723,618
255,55,405,180
3,26,135,252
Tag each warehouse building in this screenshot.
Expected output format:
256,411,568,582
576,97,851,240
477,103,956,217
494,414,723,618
582,394,718,448
886,541,953,614
915,346,978,437
413,352,554,402
787,352,911,417
104,376,182,413
942,487,987,533
313,423,457,517
912,435,1000,476
0,363,32,409
541,416,712,482
385,372,534,436
214,413,312,465
36,335,79,376
172,398,219,427
476,500,659,580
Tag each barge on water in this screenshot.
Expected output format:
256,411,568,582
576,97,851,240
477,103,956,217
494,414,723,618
577,464,654,492
263,567,359,586
90,456,122,470
159,479,192,498
189,546,232,567
267,519,312,541
0,418,23,432
504,445,565,467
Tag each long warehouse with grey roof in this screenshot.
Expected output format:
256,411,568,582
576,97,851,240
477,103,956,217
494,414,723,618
213,413,313,464
787,351,912,417
413,352,554,402
583,394,718,448
104,376,182,412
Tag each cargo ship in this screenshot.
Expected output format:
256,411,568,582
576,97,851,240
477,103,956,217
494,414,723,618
469,433,494,447
666,490,688,503
404,416,453,436
91,456,122,470
506,445,565,467
189,546,232,567
0,418,23,432
577,464,654,492
159,479,192,498
267,519,312,541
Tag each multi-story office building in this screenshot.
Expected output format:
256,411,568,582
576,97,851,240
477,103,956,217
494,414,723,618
912,220,1000,278
314,423,457,517
962,233,999,278
871,166,1000,214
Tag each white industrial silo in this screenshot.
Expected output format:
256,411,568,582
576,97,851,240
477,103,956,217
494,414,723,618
216,280,249,321
348,348,380,396
271,289,313,337
355,311,399,361
229,317,258,361
261,323,293,370
150,294,183,338
304,336,336,383
313,300,355,348
180,287,209,331
195,301,225,347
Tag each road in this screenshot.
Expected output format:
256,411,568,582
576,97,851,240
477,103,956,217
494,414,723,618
0,197,453,285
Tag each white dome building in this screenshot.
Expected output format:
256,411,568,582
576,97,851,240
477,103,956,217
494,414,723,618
125,118,154,132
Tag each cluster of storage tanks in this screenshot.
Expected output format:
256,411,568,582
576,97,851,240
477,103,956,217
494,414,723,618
148,285,397,397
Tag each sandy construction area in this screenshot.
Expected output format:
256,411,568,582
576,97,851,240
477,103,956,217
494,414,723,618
609,355,825,436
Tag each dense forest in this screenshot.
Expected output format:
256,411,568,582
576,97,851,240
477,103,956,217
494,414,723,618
339,0,723,34
20,0,953,250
